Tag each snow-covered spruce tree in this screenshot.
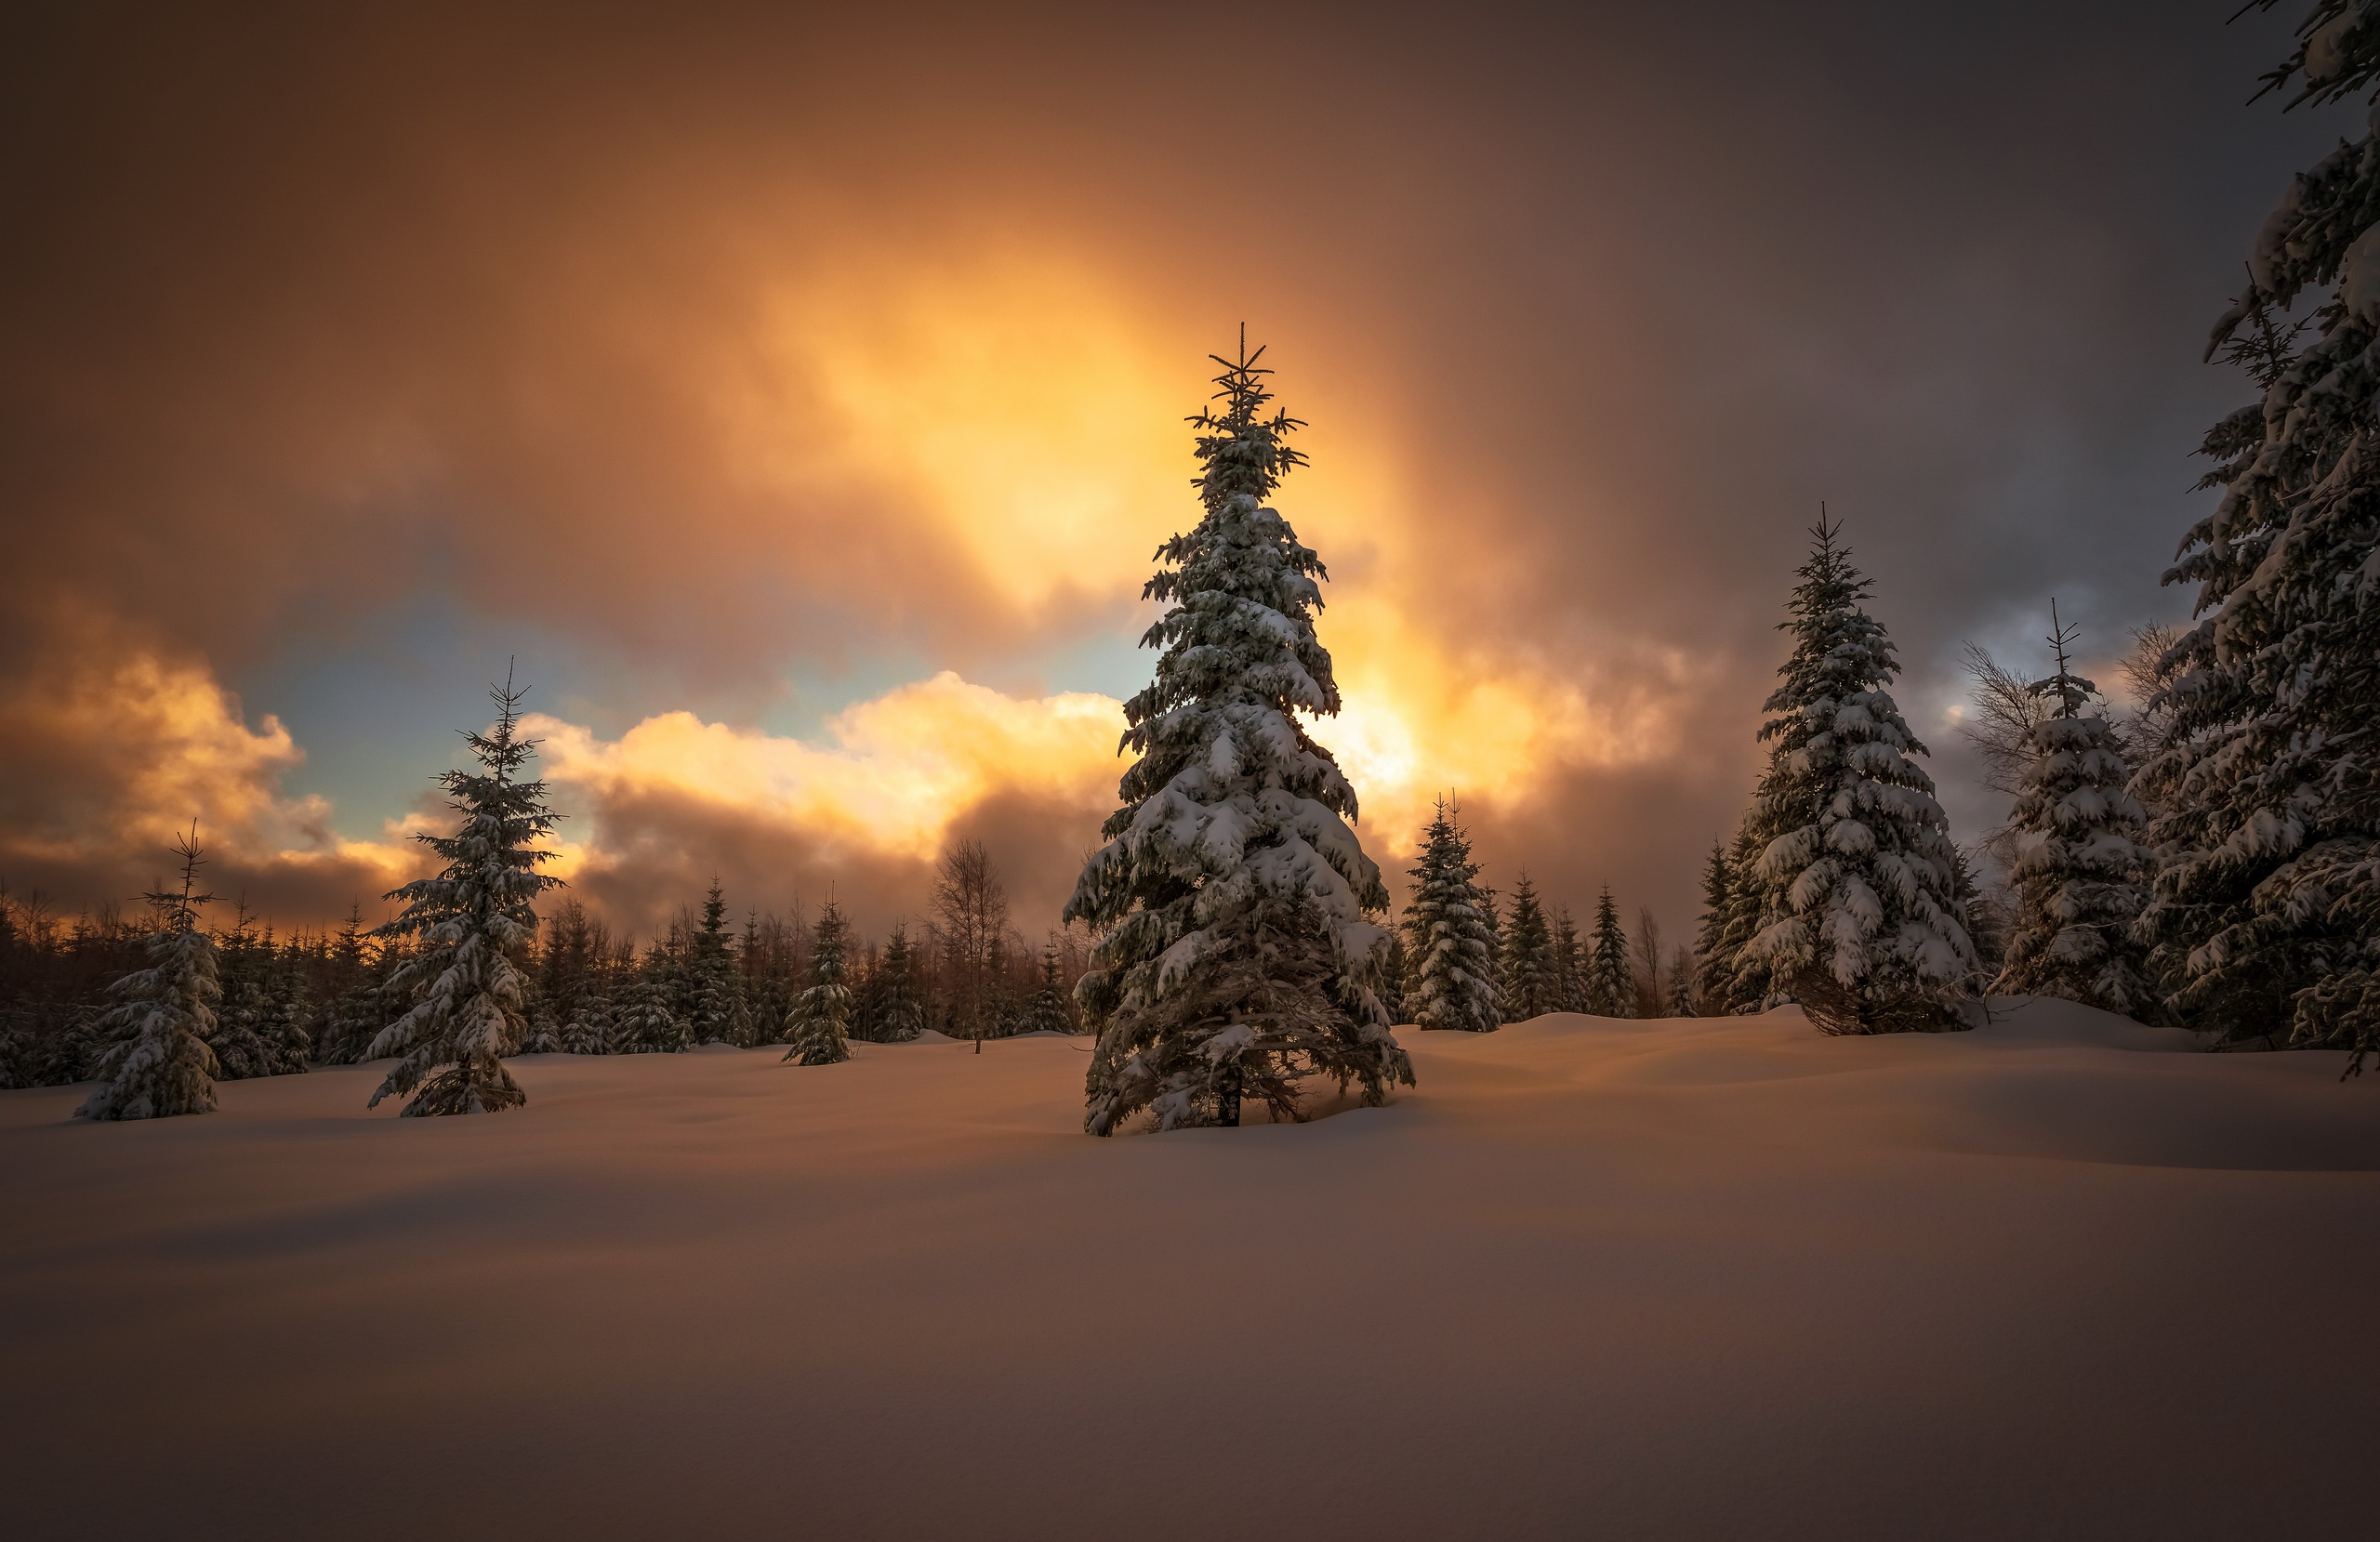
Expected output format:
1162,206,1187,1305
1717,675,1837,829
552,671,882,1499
1378,929,1409,1023
613,963,688,1053
1666,945,1699,1017
1994,607,2160,1014
206,907,272,1079
1064,336,1413,1132
263,943,312,1070
686,879,751,1046
1691,838,1734,1012
857,923,925,1043
1016,936,1076,1035
2132,4,2380,1064
79,826,224,1121
1498,874,1556,1021
1584,889,1636,1018
1734,518,1974,1033
365,675,563,1115
1552,905,1586,1011
1401,796,1501,1033
783,900,853,1065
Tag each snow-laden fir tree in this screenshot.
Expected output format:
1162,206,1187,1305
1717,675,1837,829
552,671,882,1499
1401,795,1501,1033
1064,335,1413,1131
2135,4,2380,1064
206,906,274,1079
1993,606,2160,1014
1377,929,1409,1023
1552,905,1586,1011
1583,889,1635,1018
783,899,853,1065
365,674,563,1114
1015,936,1076,1035
686,880,752,1046
1733,517,1974,1033
1498,874,1556,1021
1666,945,1699,1017
859,923,925,1043
614,965,688,1053
79,825,223,1121
264,943,312,1069
1691,839,1732,1012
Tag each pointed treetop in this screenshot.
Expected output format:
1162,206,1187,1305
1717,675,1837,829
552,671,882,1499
2029,599,2096,719
1188,327,1308,508
147,820,220,931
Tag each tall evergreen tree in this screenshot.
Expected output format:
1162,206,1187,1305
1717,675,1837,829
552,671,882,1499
206,903,273,1079
1064,336,1411,1132
1401,796,1501,1033
1691,838,1734,1012
365,673,563,1115
1552,904,1587,1012
686,879,750,1046
263,940,313,1071
79,825,223,1122
1732,517,1974,1033
2136,5,2380,1065
857,923,925,1043
1584,889,1636,1018
1498,873,1557,1021
783,900,853,1066
1995,606,2160,1015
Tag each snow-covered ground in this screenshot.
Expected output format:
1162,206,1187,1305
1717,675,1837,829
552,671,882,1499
5,1003,2376,1540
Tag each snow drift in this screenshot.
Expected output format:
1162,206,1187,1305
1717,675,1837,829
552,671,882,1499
3,1001,2376,1540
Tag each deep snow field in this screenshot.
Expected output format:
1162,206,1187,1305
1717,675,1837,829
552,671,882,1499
5,1004,2378,1541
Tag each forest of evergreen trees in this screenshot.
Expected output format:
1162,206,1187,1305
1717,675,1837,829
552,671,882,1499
18,5,2380,1125
0,839,1092,1091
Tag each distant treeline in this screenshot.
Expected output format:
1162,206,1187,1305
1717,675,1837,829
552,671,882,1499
0,836,1090,1089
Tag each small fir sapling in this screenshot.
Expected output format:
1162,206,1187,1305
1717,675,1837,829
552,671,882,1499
1732,516,1975,1033
1015,936,1076,1035
1402,796,1502,1033
1992,605,2162,1016
1666,944,1699,1017
1584,889,1635,1018
1064,334,1412,1131
364,671,564,1115
784,900,853,1065
79,824,224,1122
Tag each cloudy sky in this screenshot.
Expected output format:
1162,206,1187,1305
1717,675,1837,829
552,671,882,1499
0,2,2353,943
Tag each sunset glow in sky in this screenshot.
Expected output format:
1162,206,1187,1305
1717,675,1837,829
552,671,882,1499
0,3,2356,941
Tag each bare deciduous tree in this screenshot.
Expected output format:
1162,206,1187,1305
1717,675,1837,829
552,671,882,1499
932,837,1009,1052
1632,907,1666,1018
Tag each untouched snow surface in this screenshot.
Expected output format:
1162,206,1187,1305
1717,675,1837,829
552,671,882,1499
5,1001,2378,1540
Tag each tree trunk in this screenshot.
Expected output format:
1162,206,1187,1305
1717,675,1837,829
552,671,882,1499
1216,1058,1240,1127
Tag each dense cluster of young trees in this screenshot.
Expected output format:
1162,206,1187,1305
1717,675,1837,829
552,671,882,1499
1392,795,1694,1033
